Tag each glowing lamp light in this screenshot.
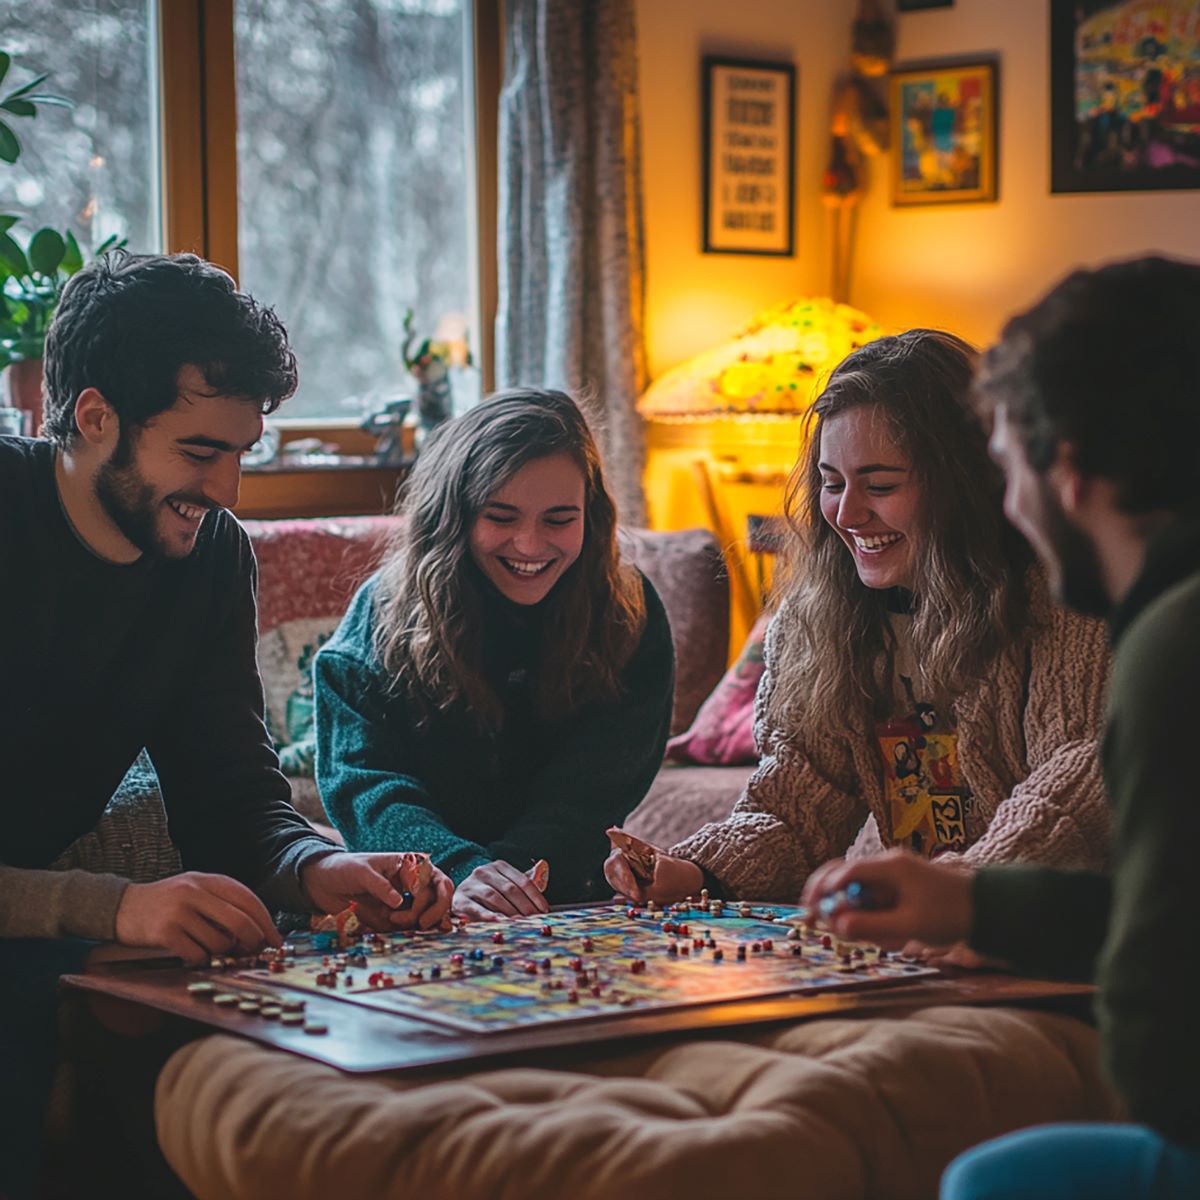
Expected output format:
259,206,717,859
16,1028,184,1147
638,296,882,420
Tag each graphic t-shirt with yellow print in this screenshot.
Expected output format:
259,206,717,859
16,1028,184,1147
876,611,971,857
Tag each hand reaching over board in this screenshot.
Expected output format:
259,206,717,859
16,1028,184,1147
603,828,704,906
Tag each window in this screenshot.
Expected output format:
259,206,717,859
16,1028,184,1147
4,0,487,425
0,0,161,256
233,0,477,420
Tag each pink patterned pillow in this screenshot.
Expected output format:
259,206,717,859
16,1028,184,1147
665,612,770,765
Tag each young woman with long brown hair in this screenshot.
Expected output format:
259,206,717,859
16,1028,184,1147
316,389,674,921
606,329,1112,907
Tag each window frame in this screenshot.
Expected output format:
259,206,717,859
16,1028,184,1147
157,0,499,445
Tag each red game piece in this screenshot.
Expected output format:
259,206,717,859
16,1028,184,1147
492,931,505,944
630,959,646,975
582,937,594,952
822,934,833,949
540,925,553,937
568,990,579,1003
569,957,583,971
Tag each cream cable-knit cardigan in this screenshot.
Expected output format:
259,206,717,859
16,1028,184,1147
672,572,1113,899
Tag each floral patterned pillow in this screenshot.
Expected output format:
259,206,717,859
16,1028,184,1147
258,617,339,777
664,612,769,765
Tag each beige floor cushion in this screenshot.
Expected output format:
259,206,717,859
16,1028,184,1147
156,1005,1117,1200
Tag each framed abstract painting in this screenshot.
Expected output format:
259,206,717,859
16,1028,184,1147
1050,0,1200,193
890,60,998,205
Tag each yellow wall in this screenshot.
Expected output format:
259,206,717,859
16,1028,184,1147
635,0,850,381
637,0,1200,367
856,0,1200,346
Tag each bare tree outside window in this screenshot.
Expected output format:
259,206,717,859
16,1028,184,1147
0,0,159,256
234,0,475,421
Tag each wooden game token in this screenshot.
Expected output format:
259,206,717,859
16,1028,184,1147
260,1005,283,1020
303,1021,329,1035
280,1012,305,1026
187,982,217,998
212,993,239,1007
237,1000,261,1014
281,998,306,1012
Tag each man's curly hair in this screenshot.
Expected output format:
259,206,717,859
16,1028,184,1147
42,250,297,448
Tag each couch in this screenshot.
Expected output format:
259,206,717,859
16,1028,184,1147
246,515,752,848
54,516,752,880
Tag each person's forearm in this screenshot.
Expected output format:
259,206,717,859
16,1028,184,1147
970,864,1111,980
0,864,128,941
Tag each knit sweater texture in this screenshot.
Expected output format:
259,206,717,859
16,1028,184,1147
673,570,1112,897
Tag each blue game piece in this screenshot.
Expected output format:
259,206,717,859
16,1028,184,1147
470,947,485,961
492,955,505,968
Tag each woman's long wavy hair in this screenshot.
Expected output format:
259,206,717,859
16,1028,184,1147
769,329,1032,728
371,388,646,731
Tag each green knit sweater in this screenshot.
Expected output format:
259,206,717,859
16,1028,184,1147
314,570,674,904
970,504,1200,1146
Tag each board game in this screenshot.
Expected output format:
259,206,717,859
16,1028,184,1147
231,900,938,1034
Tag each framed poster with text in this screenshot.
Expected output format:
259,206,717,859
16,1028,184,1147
702,57,796,256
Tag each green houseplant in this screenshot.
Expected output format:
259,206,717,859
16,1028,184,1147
0,50,122,422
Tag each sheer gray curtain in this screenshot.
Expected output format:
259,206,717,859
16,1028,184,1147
495,0,649,524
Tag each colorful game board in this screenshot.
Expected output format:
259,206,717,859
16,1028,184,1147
235,902,938,1033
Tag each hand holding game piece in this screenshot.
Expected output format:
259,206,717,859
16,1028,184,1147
300,851,453,932
527,858,550,893
605,827,657,882
799,849,974,950
114,871,282,965
603,830,704,906
453,859,550,922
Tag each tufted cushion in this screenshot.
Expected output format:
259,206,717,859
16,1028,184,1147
618,527,729,733
156,1006,1116,1200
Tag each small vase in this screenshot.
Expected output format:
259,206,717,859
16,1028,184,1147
3,358,45,436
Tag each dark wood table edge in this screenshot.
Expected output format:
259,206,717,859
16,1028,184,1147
61,966,1096,1078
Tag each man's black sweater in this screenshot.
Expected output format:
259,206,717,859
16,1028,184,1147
0,436,332,938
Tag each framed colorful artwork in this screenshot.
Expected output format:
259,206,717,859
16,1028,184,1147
1050,0,1200,194
889,60,998,205
702,57,796,256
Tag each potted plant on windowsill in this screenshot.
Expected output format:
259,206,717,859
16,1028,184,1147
0,221,120,427
0,48,121,432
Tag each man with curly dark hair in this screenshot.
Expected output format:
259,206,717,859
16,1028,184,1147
0,252,451,1198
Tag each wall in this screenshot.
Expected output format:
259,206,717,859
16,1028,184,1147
855,0,1200,347
635,0,849,380
637,0,1200,373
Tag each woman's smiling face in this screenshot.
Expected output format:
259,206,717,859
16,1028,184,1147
468,452,586,604
818,404,922,591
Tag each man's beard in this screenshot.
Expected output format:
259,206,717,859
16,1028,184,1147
93,434,206,560
1036,481,1111,618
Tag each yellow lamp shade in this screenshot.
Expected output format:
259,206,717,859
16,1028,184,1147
639,297,883,418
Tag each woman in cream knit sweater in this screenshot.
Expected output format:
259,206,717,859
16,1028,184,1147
606,330,1111,903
